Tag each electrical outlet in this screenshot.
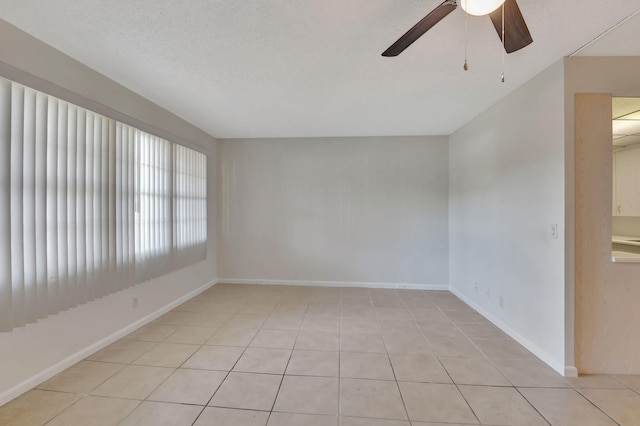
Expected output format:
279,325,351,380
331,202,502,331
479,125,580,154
132,296,138,309
474,282,479,293
551,223,559,239
499,296,504,308
486,288,491,298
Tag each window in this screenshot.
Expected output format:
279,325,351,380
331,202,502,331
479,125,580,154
0,76,207,331
173,145,207,263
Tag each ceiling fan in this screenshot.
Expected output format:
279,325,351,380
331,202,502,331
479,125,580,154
382,0,533,57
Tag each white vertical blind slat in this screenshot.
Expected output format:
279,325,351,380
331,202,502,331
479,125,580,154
187,148,191,250
169,144,173,253
96,117,104,295
183,148,188,251
157,138,163,266
151,136,156,264
66,105,78,308
134,129,141,278
46,97,59,314
140,131,146,270
56,101,69,311
139,133,144,264
100,117,109,295
23,88,38,324
122,126,131,290
203,155,207,248
176,146,181,250
108,119,117,295
85,112,95,301
9,83,25,328
151,136,157,265
161,140,167,263
86,114,102,300
128,127,136,288
163,140,169,265
195,151,199,249
0,79,12,331
147,135,153,266
76,109,87,304
34,92,48,318
200,154,207,250
95,115,103,296
151,136,156,268
189,149,195,250
174,146,179,250
181,147,186,250
114,123,123,285
192,150,197,250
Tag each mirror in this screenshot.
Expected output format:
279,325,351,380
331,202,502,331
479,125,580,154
611,97,640,260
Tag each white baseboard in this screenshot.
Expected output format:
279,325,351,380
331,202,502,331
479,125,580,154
217,278,448,291
0,279,216,407
449,286,567,376
564,366,579,377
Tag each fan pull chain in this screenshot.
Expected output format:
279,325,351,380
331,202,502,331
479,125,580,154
501,2,505,82
463,6,469,71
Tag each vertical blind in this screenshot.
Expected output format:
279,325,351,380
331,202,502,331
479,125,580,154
0,76,207,332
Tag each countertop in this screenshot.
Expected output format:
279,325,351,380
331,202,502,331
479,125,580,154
612,235,640,247
612,250,640,263
611,236,640,262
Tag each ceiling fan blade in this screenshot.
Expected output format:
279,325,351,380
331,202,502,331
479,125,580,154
489,0,533,53
382,0,457,57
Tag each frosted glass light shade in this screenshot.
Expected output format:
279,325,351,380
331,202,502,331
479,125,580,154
460,0,505,16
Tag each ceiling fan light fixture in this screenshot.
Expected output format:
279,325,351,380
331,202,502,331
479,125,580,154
460,0,505,16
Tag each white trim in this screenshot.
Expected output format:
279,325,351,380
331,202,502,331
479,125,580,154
217,278,448,291
449,286,567,376
0,280,216,407
564,366,579,377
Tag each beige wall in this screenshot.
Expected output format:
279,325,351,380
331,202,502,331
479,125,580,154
0,19,218,404
566,57,640,374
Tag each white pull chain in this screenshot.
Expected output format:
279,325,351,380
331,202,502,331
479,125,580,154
501,2,505,82
464,6,469,70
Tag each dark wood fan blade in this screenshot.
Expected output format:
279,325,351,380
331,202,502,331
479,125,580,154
489,0,533,53
382,0,457,57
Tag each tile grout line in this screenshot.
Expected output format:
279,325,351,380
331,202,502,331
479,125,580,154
189,296,260,425
416,289,484,426
427,291,550,425
173,302,242,426
571,387,625,426
265,291,307,424
43,321,188,425
371,288,412,423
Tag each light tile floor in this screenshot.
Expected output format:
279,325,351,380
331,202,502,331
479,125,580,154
1,285,640,425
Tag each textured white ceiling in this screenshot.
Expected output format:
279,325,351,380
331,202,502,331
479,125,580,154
0,0,639,138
